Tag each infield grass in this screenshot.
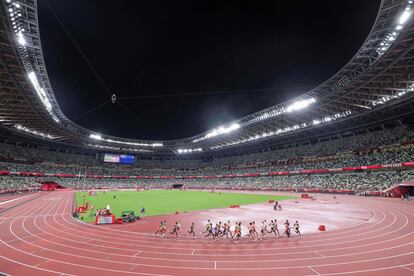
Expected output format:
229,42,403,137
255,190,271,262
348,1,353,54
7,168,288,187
76,189,295,222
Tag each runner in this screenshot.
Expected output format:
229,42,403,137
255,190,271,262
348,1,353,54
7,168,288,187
252,221,259,240
203,220,211,234
274,219,280,237
220,221,232,239
284,219,291,238
293,220,301,236
161,220,167,236
261,220,268,239
204,222,214,239
216,222,223,238
267,220,279,238
170,221,181,239
188,222,196,238
234,222,242,242
154,221,164,236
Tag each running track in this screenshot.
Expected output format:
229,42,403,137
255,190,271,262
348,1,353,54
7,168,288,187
0,191,413,276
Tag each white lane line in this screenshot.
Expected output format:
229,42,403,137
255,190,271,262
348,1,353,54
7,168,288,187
61,213,389,254
3,191,414,274
66,206,379,247
314,251,325,258
129,264,138,271
54,205,412,260
134,251,142,257
4,217,173,276
308,266,321,275
401,266,414,272
0,193,36,206
33,259,51,267
3,214,71,219
61,206,387,252
192,249,196,255
315,262,414,275
0,254,75,275
30,248,46,254
42,202,414,265
82,238,95,244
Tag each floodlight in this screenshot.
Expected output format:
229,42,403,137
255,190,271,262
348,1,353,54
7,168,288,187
286,98,315,112
16,32,26,46
90,134,102,140
399,10,411,25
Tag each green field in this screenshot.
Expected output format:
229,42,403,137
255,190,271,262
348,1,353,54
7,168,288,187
76,190,295,222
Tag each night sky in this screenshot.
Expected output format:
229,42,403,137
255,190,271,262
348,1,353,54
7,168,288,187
38,0,380,140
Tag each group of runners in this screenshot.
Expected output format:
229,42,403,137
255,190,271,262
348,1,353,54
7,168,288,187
154,219,301,240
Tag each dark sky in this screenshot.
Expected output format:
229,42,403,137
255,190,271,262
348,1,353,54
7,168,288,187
38,0,380,140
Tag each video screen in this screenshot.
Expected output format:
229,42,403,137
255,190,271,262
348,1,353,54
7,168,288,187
119,154,135,164
103,154,135,164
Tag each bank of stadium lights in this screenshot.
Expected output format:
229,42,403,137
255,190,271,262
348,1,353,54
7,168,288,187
286,98,316,112
27,72,54,112
16,31,26,46
192,123,240,143
210,111,352,150
14,124,57,139
85,143,152,153
248,98,316,125
377,1,412,56
89,134,163,147
372,83,414,107
28,71,61,124
193,98,316,144
177,148,202,154
7,2,61,125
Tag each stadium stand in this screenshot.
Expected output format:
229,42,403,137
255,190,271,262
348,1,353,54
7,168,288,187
1,126,413,194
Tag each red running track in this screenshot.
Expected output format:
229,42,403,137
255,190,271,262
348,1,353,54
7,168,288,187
0,191,413,276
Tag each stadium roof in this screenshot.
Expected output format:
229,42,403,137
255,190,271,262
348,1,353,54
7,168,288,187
0,0,413,155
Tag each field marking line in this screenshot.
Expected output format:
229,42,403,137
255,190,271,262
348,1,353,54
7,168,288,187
0,254,75,276
34,259,51,267
46,204,414,265
129,264,138,270
214,261,217,269
82,238,95,243
401,266,414,272
314,251,325,258
134,251,142,257
56,205,411,259
308,266,321,275
192,249,196,255
30,248,46,254
2,219,174,276
0,193,36,206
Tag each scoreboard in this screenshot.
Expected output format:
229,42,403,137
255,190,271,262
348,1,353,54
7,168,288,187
103,153,135,164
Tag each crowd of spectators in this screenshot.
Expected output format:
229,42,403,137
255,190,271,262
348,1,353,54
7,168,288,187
3,170,409,192
0,125,413,193
0,145,412,176
0,177,40,192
